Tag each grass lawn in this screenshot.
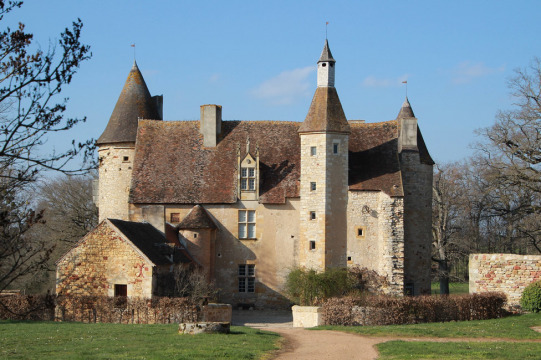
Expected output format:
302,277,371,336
318,313,541,339
318,313,541,360
431,282,469,294
0,321,280,360
377,341,541,360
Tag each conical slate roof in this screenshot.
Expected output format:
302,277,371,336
298,87,350,133
177,205,217,230
396,97,415,119
97,62,161,145
318,39,335,63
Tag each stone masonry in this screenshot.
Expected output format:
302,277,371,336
469,253,541,307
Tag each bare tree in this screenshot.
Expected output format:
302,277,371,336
476,57,541,253
0,1,92,294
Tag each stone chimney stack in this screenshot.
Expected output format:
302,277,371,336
200,104,222,147
152,95,163,120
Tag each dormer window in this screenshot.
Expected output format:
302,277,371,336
241,167,256,191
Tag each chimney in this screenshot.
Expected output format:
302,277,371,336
200,104,222,147
152,95,163,120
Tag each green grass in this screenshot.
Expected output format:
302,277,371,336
377,341,541,360
0,321,280,360
431,282,469,294
317,313,541,339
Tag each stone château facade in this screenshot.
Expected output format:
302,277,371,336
57,40,434,307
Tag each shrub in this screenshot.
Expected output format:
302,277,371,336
285,268,354,306
521,280,541,313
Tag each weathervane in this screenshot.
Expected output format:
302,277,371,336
402,80,408,97
131,43,136,61
325,21,329,39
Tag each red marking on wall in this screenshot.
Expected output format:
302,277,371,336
136,263,145,277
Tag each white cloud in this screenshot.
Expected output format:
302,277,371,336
251,66,316,105
451,61,505,84
362,74,409,88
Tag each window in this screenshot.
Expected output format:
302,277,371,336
170,213,180,222
114,284,127,297
193,233,198,239
310,146,317,156
333,142,339,154
322,63,327,67
309,241,316,250
122,156,129,162
310,182,316,191
241,167,256,191
356,226,366,239
310,211,316,220
347,256,352,262
238,264,255,293
238,210,256,239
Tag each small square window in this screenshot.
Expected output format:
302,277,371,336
333,143,339,154
356,226,366,239
309,241,316,250
122,156,129,162
310,182,316,191
170,213,180,223
310,211,316,220
310,146,317,156
193,233,198,239
347,256,352,262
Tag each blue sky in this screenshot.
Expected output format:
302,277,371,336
9,0,541,164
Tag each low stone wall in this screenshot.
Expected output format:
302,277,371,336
202,303,232,322
469,253,541,307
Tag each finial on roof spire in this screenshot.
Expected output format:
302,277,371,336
325,21,329,40
131,43,136,62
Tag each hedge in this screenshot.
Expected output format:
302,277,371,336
0,295,200,324
323,292,508,326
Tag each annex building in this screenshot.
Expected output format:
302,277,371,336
56,41,434,308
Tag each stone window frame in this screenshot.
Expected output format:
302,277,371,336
241,167,256,191
238,264,255,293
310,146,317,156
309,240,316,250
310,182,317,191
238,210,256,239
332,140,340,155
356,226,366,239
310,211,316,220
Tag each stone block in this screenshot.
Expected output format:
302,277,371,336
178,322,230,335
203,303,232,322
292,305,324,327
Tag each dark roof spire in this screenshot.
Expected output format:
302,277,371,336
318,39,335,63
397,96,415,119
97,62,161,145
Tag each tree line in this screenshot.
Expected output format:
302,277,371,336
433,59,541,293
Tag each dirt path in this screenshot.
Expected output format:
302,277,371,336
263,328,541,360
265,328,384,360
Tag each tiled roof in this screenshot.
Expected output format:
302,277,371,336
318,39,335,63
109,219,192,265
97,62,161,145
130,117,433,203
177,205,217,229
130,120,301,205
298,87,350,133
397,97,415,119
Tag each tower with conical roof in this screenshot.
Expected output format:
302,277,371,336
97,62,163,222
298,40,350,271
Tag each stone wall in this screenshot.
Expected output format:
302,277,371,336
469,253,541,307
400,151,432,295
98,143,135,222
347,191,404,295
56,221,154,298
164,199,300,309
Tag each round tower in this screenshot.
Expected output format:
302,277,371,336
96,61,162,222
298,40,350,271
